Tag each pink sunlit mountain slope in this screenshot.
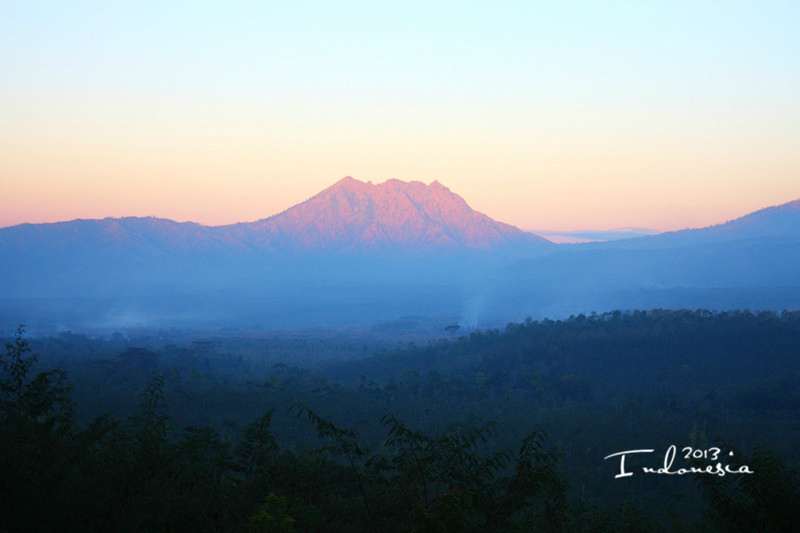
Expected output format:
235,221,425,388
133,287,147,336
0,177,552,257
1,185,799,330
0,178,554,301
222,177,553,253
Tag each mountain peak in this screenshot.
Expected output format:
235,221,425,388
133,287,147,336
243,177,551,253
323,175,364,192
334,175,358,185
327,176,447,194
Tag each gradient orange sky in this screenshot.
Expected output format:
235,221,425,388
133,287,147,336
2,2,799,232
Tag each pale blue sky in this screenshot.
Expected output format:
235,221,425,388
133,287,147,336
2,1,799,230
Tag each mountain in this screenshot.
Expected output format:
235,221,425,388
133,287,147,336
0,178,552,305
708,198,800,236
2,185,798,332
0,217,233,258
221,177,552,253
0,177,552,257
583,198,800,251
491,198,800,319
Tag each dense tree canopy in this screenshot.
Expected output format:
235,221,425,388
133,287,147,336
2,311,799,531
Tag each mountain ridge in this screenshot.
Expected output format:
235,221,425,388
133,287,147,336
1,183,799,330
566,197,800,251
0,177,553,255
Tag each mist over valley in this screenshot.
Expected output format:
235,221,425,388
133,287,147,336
2,178,798,334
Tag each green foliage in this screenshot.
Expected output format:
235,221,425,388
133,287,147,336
130,374,169,453
2,311,800,532
236,410,278,476
249,493,296,532
291,403,380,532
0,326,76,532
695,445,800,532
1,325,73,427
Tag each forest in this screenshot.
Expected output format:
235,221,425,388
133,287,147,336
2,309,799,532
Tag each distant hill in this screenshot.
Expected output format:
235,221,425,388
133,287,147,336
494,198,800,320
1,184,798,331
584,198,800,250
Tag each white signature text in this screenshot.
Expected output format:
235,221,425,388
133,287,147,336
604,445,754,478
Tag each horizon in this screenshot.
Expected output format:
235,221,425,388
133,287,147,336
2,3,799,232
2,175,798,238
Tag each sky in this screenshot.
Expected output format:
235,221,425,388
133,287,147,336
2,1,799,232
